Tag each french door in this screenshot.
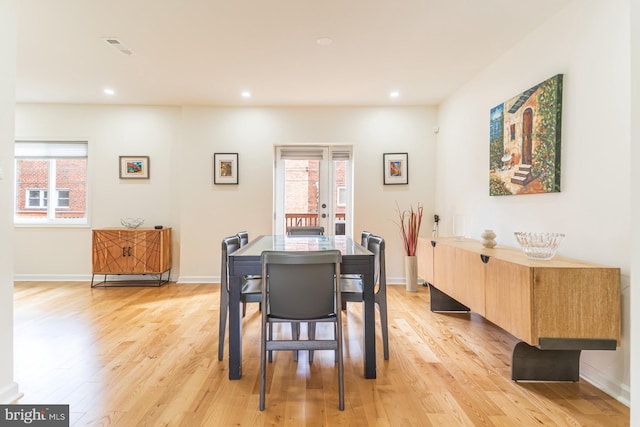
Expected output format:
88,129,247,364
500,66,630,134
274,145,352,236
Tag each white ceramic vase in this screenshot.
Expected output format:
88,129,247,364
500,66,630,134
404,255,418,292
481,229,497,248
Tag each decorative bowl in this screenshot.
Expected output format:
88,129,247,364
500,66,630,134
514,232,565,260
121,217,144,229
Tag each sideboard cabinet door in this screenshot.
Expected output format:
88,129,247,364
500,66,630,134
92,228,171,275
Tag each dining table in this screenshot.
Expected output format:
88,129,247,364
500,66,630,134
227,234,377,380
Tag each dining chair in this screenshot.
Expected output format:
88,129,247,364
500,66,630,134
341,235,389,360
237,231,261,307
287,226,324,235
218,235,262,361
360,230,372,246
259,250,344,411
342,230,372,282
237,231,250,247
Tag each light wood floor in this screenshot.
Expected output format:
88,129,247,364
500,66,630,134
13,281,629,426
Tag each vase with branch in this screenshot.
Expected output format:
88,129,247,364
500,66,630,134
396,202,423,292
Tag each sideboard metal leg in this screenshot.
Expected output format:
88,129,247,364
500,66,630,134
511,341,581,382
428,284,470,312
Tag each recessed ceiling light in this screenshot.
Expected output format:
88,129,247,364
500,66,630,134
241,91,251,98
390,91,400,98
317,37,333,46
103,88,115,96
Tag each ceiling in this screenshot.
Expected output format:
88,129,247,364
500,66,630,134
15,0,571,107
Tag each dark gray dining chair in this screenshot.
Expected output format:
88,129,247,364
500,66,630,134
342,230,372,281
218,235,262,361
259,250,344,411
360,230,372,247
341,235,389,360
287,226,324,235
237,231,250,247
237,231,261,309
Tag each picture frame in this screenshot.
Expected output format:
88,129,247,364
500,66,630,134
213,153,239,185
383,152,408,185
489,74,563,196
119,156,150,179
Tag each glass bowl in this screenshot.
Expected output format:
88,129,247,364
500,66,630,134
514,232,565,260
121,217,144,229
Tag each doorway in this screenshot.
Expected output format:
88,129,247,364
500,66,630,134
274,145,352,236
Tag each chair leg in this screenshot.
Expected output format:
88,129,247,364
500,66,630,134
308,322,316,362
379,301,389,360
260,321,267,411
291,323,299,361
218,286,229,361
268,322,273,363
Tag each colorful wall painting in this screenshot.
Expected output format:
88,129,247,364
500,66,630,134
489,74,563,196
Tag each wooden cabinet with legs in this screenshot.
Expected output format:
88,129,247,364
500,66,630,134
92,228,172,287
417,236,621,381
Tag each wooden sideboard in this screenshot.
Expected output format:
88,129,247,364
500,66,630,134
417,237,621,381
92,228,172,287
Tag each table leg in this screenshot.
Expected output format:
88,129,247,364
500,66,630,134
229,274,243,379
363,258,376,379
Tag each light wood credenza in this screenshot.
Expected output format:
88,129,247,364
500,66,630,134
92,227,172,287
417,237,621,381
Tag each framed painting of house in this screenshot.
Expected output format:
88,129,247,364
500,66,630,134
119,156,149,179
213,153,238,184
489,74,563,196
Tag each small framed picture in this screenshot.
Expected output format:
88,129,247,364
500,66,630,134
213,153,239,184
383,153,408,185
119,156,150,179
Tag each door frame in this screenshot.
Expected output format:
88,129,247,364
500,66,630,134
273,145,352,236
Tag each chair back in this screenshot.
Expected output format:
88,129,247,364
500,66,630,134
361,231,372,247
368,235,386,288
287,226,324,236
261,250,341,320
237,231,249,247
221,236,241,291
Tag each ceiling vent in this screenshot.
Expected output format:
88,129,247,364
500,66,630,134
103,38,135,56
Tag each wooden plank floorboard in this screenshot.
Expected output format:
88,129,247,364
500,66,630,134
13,281,629,426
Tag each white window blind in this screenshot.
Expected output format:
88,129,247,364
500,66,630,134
279,146,351,161
279,148,325,160
15,141,88,158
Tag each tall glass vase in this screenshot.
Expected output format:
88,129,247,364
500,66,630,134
404,255,418,292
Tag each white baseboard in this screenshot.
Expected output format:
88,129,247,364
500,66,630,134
581,362,630,407
177,276,218,284
0,382,22,404
14,274,91,282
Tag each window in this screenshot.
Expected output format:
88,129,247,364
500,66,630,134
26,189,47,208
15,141,88,225
336,186,346,206
24,189,70,209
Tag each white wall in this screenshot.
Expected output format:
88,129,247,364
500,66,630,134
0,0,20,404
177,106,437,282
435,0,631,404
629,0,639,421
14,104,181,279
13,105,437,283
